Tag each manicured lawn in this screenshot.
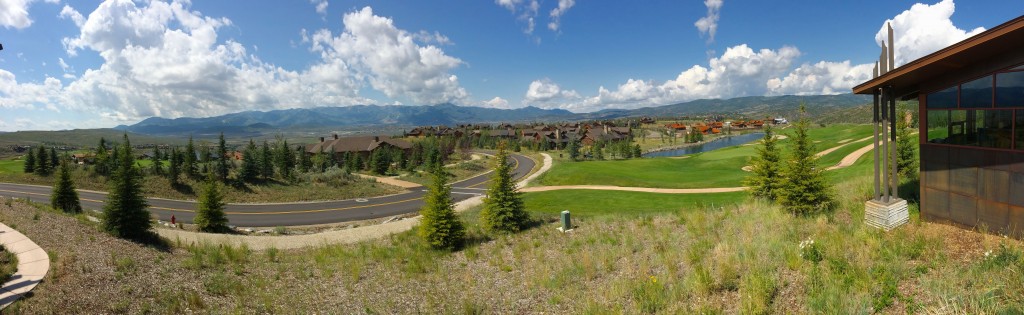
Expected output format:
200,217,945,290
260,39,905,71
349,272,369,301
0,159,24,174
537,124,876,189
523,190,748,217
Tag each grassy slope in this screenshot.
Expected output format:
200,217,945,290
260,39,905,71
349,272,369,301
523,190,747,217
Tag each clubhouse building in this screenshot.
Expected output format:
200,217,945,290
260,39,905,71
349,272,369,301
853,16,1024,236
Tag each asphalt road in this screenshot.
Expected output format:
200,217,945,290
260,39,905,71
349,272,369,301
0,153,535,227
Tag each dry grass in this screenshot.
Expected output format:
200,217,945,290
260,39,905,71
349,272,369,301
2,182,1023,314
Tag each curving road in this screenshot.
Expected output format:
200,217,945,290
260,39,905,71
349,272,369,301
0,153,535,227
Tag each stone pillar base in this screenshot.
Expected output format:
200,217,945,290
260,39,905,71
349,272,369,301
865,198,909,231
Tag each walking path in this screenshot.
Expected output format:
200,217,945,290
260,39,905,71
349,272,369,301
354,174,422,189
815,135,874,157
0,224,49,310
825,141,880,171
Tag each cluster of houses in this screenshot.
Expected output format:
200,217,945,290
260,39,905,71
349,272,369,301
405,121,633,148
306,134,413,160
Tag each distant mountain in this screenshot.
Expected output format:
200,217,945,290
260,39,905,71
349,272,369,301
120,94,872,136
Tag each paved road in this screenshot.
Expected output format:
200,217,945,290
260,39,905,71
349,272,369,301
0,153,535,227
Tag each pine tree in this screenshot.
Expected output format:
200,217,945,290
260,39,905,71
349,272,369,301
778,104,836,216
566,137,581,161
633,144,642,158
194,178,229,233
240,140,260,182
94,138,110,176
150,146,163,175
184,136,197,178
35,145,50,175
259,140,273,180
216,132,229,182
297,145,311,173
102,134,153,241
49,147,58,170
51,159,82,213
274,139,294,178
370,148,390,175
744,125,784,201
23,148,35,173
168,147,181,185
480,144,530,234
418,164,465,250
896,104,917,179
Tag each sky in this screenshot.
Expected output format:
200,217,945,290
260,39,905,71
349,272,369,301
0,0,1022,131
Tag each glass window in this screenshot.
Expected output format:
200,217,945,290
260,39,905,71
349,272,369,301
1018,110,1024,150
927,110,955,144
960,75,993,108
997,71,1024,108
974,110,1013,149
926,86,957,108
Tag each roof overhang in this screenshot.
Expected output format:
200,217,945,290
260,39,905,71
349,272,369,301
853,15,1024,97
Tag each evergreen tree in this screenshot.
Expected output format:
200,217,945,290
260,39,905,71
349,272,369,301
418,164,465,250
896,104,918,179
150,146,164,175
297,145,312,173
778,104,836,216
194,178,229,233
49,147,58,170
566,137,581,161
23,148,35,173
216,132,229,182
184,136,197,178
51,159,82,213
102,134,153,241
35,145,50,175
259,140,273,180
94,138,110,176
633,144,642,158
274,139,294,178
240,140,260,182
480,144,530,234
744,125,784,201
370,148,390,175
168,148,181,186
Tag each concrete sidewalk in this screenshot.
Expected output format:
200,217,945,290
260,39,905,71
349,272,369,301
0,223,49,310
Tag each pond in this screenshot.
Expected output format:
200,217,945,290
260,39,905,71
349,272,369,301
643,132,765,158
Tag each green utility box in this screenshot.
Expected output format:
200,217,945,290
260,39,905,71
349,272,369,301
560,210,571,231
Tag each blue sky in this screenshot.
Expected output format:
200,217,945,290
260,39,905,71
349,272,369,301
0,0,1021,131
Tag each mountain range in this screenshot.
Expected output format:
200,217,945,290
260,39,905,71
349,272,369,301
116,94,872,136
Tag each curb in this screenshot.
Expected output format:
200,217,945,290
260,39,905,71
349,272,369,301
0,223,49,310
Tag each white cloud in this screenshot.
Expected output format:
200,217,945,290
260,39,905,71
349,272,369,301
481,96,511,109
694,0,723,43
767,61,874,95
413,30,453,45
495,0,539,35
547,0,574,32
57,57,70,72
0,0,33,29
59,4,84,27
875,0,984,67
309,6,467,105
311,0,328,15
524,78,580,106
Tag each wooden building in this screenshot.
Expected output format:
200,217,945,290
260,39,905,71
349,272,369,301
853,16,1024,236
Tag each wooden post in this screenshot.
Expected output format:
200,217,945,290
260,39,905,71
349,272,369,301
873,89,881,200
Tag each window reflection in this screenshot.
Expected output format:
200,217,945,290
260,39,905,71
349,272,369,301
960,75,993,108
927,86,957,108
997,71,1024,108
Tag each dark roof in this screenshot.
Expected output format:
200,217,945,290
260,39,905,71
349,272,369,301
853,15,1024,96
307,135,412,153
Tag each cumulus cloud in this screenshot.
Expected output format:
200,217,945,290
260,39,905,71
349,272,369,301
0,0,34,29
308,6,467,104
481,96,511,109
524,78,580,106
547,0,574,32
59,4,85,27
311,0,328,15
767,61,874,95
694,0,723,43
876,0,984,67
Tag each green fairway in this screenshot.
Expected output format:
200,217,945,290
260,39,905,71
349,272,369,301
538,124,875,189
0,159,24,174
523,189,748,217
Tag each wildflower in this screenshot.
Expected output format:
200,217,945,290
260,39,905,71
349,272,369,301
650,275,657,284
